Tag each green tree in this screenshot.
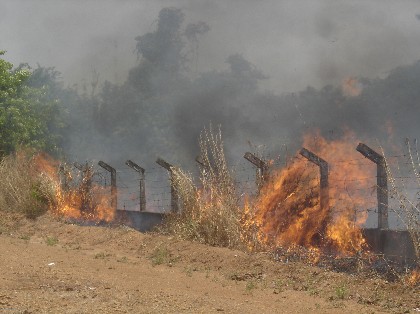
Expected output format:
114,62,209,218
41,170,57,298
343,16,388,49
0,51,61,155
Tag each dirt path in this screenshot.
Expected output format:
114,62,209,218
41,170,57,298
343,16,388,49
0,214,417,313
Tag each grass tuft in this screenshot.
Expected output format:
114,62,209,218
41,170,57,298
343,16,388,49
45,236,58,246
335,284,346,300
150,245,174,266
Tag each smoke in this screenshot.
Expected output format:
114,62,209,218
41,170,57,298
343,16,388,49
2,2,420,170
2,1,420,92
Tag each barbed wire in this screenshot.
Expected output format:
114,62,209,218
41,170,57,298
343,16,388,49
62,154,420,217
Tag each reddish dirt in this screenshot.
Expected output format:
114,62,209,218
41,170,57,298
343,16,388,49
0,212,418,313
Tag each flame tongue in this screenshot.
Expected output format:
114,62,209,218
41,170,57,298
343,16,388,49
249,131,372,256
33,154,115,223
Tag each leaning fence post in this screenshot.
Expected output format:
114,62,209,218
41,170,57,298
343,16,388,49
98,161,117,211
299,148,330,238
243,152,269,191
156,158,178,212
126,160,146,212
356,143,389,230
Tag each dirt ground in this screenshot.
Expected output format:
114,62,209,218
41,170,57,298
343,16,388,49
0,212,419,313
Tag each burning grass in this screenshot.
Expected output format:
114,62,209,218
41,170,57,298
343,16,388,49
242,131,373,258
163,128,373,257
405,268,420,286
0,149,115,225
44,160,115,223
162,127,420,285
52,162,115,222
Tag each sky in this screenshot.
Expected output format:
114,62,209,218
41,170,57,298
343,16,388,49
1,0,420,93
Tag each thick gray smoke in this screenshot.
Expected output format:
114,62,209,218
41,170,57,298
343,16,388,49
3,1,420,92
2,2,420,170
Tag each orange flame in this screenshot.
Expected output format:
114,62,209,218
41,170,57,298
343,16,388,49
406,268,420,287
33,153,115,222
342,77,362,97
246,131,373,256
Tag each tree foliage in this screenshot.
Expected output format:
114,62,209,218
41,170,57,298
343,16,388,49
135,7,185,72
0,51,61,155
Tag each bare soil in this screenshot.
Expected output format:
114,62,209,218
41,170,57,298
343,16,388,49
0,212,418,313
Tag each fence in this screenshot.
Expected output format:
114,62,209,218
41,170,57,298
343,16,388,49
67,144,419,232
61,143,420,265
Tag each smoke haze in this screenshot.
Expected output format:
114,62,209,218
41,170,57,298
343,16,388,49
1,1,420,171
2,1,420,92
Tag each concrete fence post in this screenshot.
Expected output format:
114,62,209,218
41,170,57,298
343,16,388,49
243,152,269,192
356,143,389,230
156,158,179,212
299,148,330,238
126,160,146,212
98,161,117,211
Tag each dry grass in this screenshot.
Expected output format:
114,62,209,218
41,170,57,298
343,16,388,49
162,126,245,248
0,150,55,219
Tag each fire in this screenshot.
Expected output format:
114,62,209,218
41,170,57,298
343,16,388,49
33,153,115,222
406,268,420,286
246,131,373,256
342,77,362,97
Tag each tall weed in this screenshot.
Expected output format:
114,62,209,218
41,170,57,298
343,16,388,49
163,126,244,248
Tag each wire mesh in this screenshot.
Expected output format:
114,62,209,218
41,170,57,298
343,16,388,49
66,153,419,231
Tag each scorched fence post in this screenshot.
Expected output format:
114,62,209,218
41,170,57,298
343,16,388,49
356,143,389,230
98,161,117,212
156,158,179,212
125,160,146,212
299,148,330,238
243,152,269,192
